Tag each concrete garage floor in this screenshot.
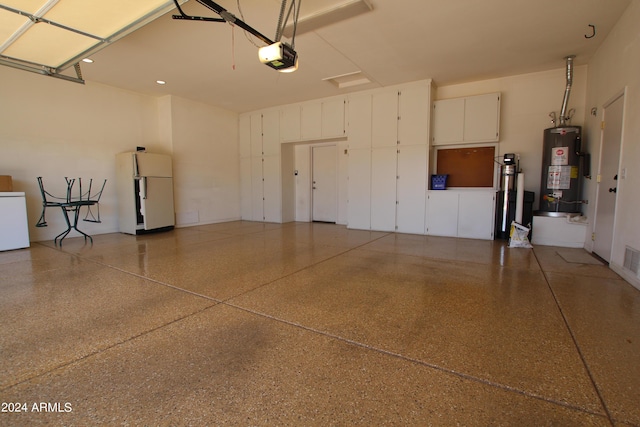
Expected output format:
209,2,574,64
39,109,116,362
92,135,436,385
1,221,639,426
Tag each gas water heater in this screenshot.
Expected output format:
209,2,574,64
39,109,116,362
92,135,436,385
537,55,589,216
538,126,584,216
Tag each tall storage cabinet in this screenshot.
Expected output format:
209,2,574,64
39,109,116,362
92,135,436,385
239,110,282,223
347,80,431,234
346,93,373,230
116,152,175,235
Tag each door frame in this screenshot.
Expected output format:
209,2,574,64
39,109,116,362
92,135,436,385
592,87,626,262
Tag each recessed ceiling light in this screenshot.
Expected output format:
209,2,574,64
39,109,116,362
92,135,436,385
82,58,94,63
156,80,166,85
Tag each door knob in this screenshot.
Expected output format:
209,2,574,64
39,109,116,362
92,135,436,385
609,187,617,193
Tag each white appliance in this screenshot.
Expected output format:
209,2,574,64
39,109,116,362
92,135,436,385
0,192,30,251
116,152,175,235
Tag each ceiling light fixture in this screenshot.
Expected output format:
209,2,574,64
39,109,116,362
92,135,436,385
82,58,93,63
156,80,166,85
282,0,373,38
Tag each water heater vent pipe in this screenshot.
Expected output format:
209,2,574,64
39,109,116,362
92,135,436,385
559,55,575,126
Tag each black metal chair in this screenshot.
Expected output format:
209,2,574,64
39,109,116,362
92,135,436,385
36,177,106,245
80,178,107,223
36,176,66,228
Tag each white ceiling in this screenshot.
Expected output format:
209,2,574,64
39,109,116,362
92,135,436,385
77,0,632,113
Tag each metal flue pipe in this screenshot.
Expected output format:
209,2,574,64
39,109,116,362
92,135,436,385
559,55,575,126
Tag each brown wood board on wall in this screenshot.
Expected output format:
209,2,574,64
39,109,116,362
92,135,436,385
436,146,495,187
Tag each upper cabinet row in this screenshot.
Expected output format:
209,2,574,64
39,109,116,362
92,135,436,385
281,97,346,142
432,92,501,145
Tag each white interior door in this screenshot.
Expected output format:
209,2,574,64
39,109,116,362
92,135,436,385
593,93,624,262
312,145,338,223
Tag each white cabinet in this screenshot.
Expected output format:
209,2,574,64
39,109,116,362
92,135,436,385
458,191,495,239
432,98,464,145
426,191,459,237
347,94,372,149
464,93,501,143
346,81,431,233
397,145,428,234
239,157,252,220
281,105,301,142
240,110,282,222
282,97,346,142
239,115,252,220
370,147,397,231
372,90,398,148
426,190,495,239
347,148,371,230
433,93,500,145
322,98,346,138
301,102,322,140
398,84,430,146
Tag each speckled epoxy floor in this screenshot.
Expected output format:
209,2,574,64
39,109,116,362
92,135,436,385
1,221,639,426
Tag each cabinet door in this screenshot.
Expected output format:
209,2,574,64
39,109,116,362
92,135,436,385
301,102,322,140
372,90,398,148
281,105,301,142
426,191,459,236
250,113,263,157
263,155,282,223
371,147,397,231
347,94,372,149
398,85,430,146
458,191,495,239
396,145,427,234
240,157,253,220
347,148,371,230
322,98,345,138
251,157,264,221
432,98,464,145
464,93,500,142
239,114,251,158
262,109,281,156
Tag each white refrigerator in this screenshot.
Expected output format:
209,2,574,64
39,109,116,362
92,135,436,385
116,152,175,235
0,192,30,251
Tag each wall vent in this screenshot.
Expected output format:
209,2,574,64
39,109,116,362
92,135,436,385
623,247,640,278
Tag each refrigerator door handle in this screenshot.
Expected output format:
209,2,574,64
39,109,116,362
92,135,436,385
141,176,148,200
133,153,140,178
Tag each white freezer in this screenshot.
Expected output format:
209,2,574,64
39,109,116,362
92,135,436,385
0,192,30,251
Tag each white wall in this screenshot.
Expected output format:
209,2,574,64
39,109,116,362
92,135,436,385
583,0,640,288
435,65,588,209
167,95,240,226
0,66,240,242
